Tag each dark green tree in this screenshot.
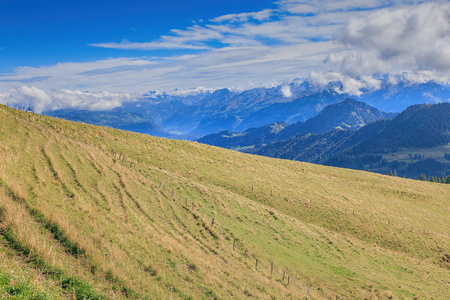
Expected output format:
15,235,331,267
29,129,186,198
419,174,427,181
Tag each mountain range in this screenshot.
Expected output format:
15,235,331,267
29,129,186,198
44,78,450,139
197,98,396,149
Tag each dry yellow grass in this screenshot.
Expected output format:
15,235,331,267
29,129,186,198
0,104,449,299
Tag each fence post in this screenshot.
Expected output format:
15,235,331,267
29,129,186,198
271,262,274,275
255,259,258,268
283,271,285,281
287,275,290,286
307,285,310,296
211,218,214,227
233,239,236,250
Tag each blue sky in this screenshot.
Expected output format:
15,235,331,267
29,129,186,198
1,0,450,112
0,0,277,70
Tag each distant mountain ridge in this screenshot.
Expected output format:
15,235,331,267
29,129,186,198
197,98,395,150
43,78,450,140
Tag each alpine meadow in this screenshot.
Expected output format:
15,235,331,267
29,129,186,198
0,104,449,299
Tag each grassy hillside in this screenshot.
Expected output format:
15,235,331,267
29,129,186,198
0,104,449,299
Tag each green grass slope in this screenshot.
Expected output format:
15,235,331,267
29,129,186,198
0,104,449,299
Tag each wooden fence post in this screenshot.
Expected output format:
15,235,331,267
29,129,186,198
233,239,236,250
271,262,274,275
307,285,310,296
211,218,214,227
255,259,258,268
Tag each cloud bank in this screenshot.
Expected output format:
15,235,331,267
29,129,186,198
0,86,133,113
327,1,450,76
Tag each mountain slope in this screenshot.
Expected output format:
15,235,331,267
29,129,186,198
254,129,355,162
0,105,449,299
352,103,450,151
325,103,450,177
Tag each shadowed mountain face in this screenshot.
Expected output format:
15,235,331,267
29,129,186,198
199,102,450,179
277,98,397,139
257,103,450,178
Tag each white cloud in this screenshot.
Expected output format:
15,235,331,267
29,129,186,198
0,87,134,113
330,1,450,76
281,85,292,97
307,71,367,96
91,24,224,50
211,9,274,23
90,39,210,50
